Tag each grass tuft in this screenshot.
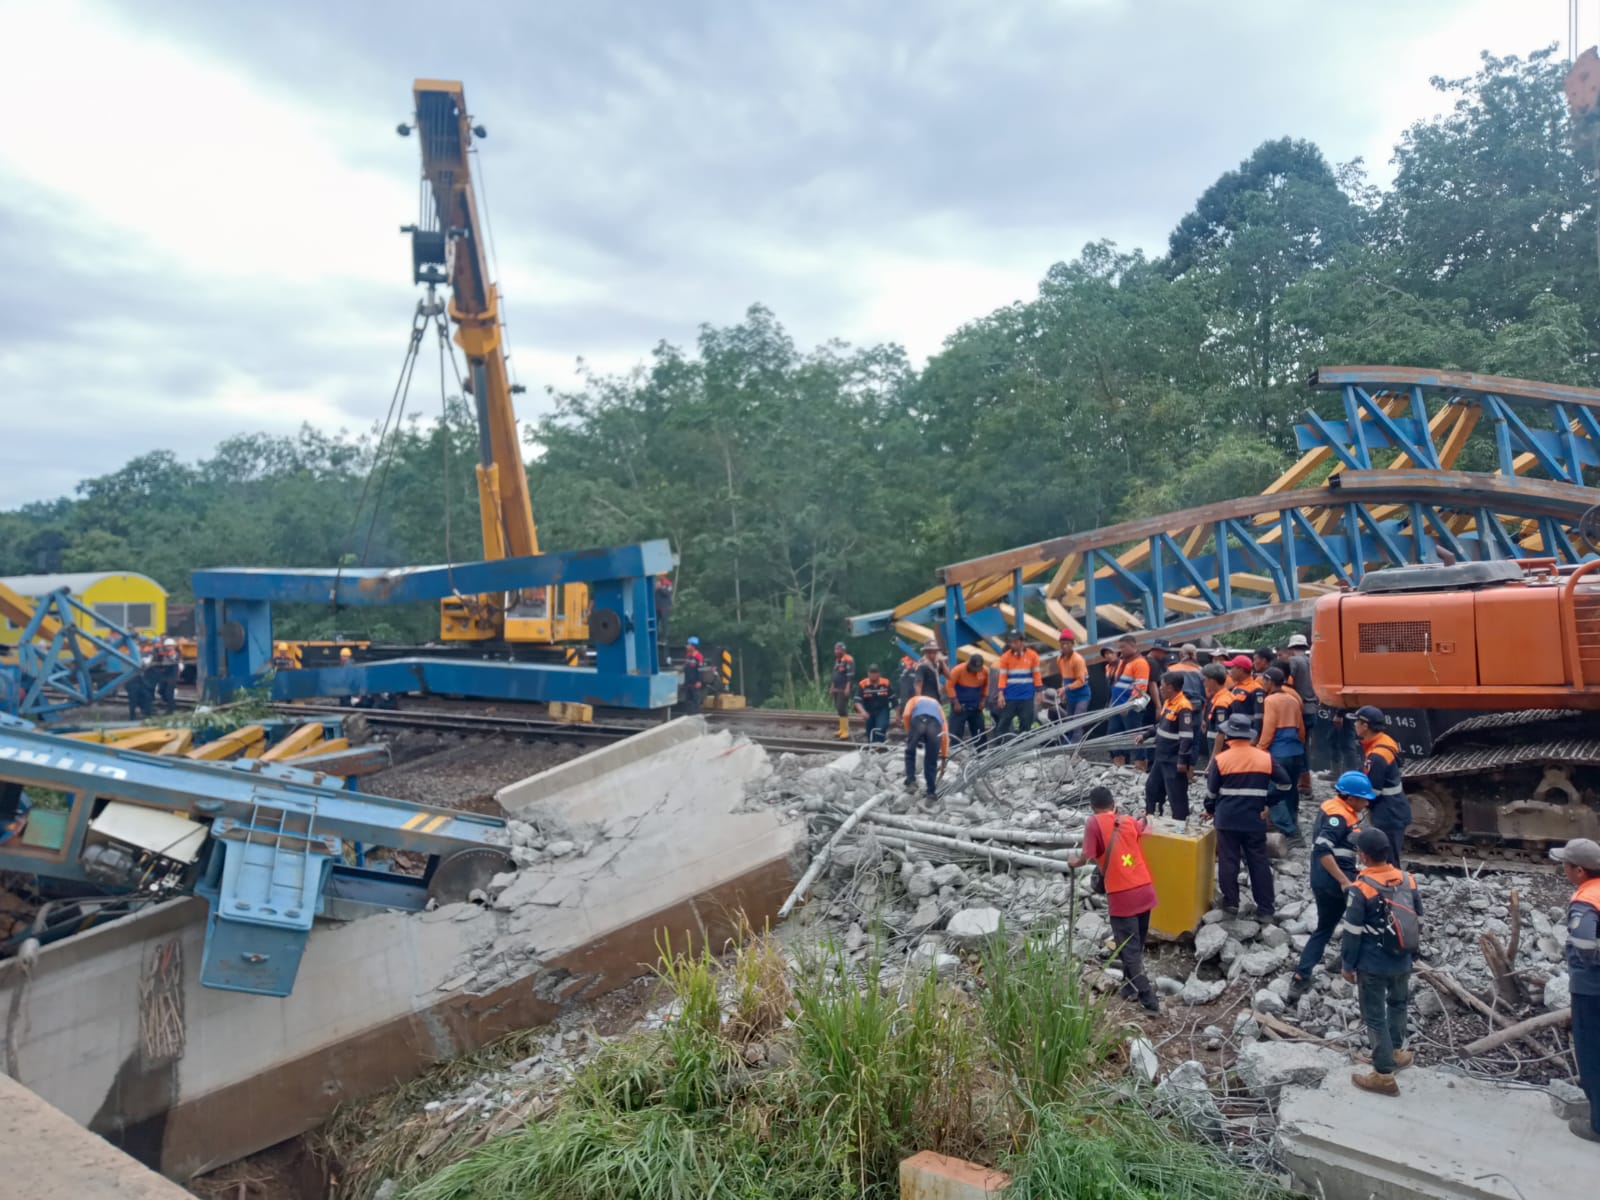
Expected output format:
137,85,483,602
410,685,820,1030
978,921,1118,1108
1004,1097,1294,1200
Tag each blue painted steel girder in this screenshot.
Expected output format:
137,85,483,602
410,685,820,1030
195,541,677,709
859,493,1592,645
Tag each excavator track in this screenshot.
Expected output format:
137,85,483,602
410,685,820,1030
1398,709,1600,858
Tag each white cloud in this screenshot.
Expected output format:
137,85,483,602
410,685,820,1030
0,0,1580,511
0,0,411,285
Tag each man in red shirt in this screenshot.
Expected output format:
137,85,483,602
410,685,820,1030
1070,786,1161,1013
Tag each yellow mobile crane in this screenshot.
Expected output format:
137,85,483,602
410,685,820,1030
400,79,587,647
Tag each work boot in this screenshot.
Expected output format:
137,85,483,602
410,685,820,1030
1287,973,1310,1004
1569,1118,1600,1143
1354,1048,1414,1071
1351,1071,1399,1096
1139,992,1161,1014
836,717,850,740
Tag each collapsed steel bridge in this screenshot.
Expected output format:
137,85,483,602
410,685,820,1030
852,367,1600,654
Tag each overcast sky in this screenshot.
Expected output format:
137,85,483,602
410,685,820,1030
0,0,1573,508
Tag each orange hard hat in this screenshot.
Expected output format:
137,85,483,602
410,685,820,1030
339,647,353,660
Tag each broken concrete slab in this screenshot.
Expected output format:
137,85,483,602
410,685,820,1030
0,722,800,1182
1,1071,191,1199
1236,1041,1348,1100
1278,1066,1595,1199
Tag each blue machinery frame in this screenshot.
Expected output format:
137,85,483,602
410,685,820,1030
852,367,1600,654
194,540,680,709
0,589,142,719
0,717,507,996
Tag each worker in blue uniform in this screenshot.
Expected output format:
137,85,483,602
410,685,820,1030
1354,706,1409,866
901,682,948,799
1203,712,1285,918
1552,837,1600,1143
1343,828,1423,1096
1288,771,1372,1003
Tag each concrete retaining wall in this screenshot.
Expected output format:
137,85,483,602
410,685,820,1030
0,722,797,1180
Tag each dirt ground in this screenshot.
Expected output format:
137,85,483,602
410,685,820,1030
368,733,586,814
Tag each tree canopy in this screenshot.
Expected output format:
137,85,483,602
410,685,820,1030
3,50,1595,702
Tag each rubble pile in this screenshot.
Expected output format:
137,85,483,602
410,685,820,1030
748,745,1577,1074
748,746,1164,956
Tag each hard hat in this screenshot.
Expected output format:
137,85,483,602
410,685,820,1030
1334,771,1376,801
162,637,176,647
921,640,938,652
1353,705,1385,725
274,642,288,653
339,647,353,659
1221,713,1255,739
687,636,700,646
1287,633,1309,649
1058,628,1075,642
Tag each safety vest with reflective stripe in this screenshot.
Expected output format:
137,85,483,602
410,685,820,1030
1090,811,1154,893
1230,676,1267,732
1152,693,1195,764
1057,650,1090,701
1568,878,1600,994
1362,732,1410,830
1310,796,1361,890
1205,741,1274,832
1110,654,1150,706
996,648,1042,701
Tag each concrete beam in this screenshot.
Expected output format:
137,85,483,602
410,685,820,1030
0,722,799,1181
1277,1065,1591,1199
1,1070,191,1199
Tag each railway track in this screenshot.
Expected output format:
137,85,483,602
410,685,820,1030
273,702,852,756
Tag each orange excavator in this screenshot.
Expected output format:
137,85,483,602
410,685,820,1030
1311,556,1600,852
1309,58,1600,857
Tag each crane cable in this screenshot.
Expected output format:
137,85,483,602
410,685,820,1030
329,302,429,610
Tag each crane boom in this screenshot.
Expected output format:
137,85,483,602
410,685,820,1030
412,78,538,562
404,79,586,645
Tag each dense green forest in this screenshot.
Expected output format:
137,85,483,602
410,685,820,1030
4,50,1597,702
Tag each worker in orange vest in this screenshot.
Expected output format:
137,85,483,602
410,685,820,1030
1069,786,1161,1013
853,664,895,744
1056,629,1090,740
1201,662,1232,756
1203,713,1285,918
991,631,1042,742
1136,671,1195,819
1354,706,1409,866
1552,838,1600,1142
1109,634,1151,767
830,642,857,740
1258,666,1307,840
945,652,990,747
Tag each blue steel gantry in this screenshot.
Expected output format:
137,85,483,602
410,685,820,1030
852,366,1600,656
0,586,142,719
194,540,679,710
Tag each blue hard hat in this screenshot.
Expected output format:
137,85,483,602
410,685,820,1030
1335,771,1376,801
687,636,700,646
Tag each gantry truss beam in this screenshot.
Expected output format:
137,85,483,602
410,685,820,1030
852,367,1600,658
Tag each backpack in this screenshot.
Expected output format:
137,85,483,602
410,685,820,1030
1362,872,1421,956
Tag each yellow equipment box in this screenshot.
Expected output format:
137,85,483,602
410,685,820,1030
1142,824,1217,940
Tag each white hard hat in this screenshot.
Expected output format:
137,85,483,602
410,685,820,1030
162,637,176,647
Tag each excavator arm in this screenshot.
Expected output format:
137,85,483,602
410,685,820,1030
404,80,586,644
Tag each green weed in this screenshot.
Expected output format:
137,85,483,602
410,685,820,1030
1004,1098,1293,1200
978,922,1117,1107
